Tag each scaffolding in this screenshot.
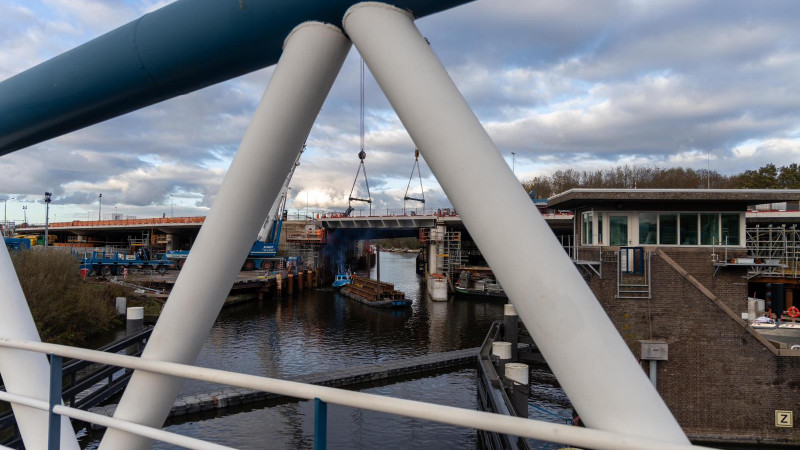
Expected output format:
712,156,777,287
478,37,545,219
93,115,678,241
286,223,327,269
746,225,800,279
440,230,466,277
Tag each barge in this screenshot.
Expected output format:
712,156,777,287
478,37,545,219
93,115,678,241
340,274,411,308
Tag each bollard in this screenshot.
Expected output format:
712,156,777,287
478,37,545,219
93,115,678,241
297,271,304,292
126,307,145,356
276,274,282,296
504,303,519,361
115,297,127,315
306,269,312,288
126,307,144,335
505,362,530,418
492,341,512,376
288,274,294,295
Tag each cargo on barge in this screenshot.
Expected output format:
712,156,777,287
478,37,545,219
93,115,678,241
340,274,411,308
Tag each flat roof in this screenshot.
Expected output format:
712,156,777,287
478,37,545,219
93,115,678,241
547,188,800,210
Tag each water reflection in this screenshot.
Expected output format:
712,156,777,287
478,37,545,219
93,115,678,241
80,252,571,449
182,252,504,394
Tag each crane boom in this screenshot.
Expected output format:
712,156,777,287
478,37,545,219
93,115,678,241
256,147,303,242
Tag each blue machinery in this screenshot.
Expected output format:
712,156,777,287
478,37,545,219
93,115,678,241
0,1,693,449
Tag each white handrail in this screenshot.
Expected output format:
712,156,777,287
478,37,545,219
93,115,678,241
0,390,229,450
0,338,713,450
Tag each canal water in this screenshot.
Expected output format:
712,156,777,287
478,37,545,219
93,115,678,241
79,251,572,449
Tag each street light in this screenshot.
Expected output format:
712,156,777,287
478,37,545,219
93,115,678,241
2,197,14,235
98,193,102,220
511,152,516,174
22,205,27,225
44,192,52,248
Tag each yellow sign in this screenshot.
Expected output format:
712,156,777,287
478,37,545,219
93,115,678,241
775,410,793,428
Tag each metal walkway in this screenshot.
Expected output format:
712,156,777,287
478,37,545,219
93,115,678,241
89,347,480,421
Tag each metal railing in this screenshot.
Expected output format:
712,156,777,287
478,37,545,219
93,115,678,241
0,327,153,448
0,338,710,450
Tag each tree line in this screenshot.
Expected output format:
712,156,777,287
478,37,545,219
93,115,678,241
522,163,800,199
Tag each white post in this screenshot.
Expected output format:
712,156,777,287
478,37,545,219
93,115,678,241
428,242,438,274
0,239,79,448
100,22,351,450
343,3,688,444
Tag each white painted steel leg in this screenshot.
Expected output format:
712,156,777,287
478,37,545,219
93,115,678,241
0,241,79,449
99,22,351,449
343,3,688,443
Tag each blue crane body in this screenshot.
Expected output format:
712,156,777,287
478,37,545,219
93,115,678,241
79,250,175,276
164,218,285,270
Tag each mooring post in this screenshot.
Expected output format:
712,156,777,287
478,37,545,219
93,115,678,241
491,341,511,376
48,354,62,450
505,362,529,419
503,304,519,361
314,397,328,450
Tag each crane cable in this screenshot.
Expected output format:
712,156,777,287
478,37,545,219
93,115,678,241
347,57,372,216
403,149,425,214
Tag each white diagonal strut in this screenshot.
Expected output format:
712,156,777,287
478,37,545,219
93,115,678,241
343,2,689,444
99,22,351,449
0,242,80,449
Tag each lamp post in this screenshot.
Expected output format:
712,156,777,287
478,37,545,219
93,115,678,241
22,205,27,225
511,152,516,174
44,192,51,248
2,197,14,235
98,193,102,220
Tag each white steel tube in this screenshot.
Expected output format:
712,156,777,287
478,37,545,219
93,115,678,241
100,22,351,450
0,339,710,450
343,3,688,444
0,240,79,448
55,406,233,450
0,390,232,450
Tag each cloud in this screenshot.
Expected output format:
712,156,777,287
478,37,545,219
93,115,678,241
2,0,800,223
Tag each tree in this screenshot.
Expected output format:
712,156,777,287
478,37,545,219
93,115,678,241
735,164,780,189
777,163,800,188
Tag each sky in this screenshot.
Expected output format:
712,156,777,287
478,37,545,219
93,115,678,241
1,0,799,224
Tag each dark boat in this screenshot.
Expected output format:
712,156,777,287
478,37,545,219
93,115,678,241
340,274,411,308
454,272,506,298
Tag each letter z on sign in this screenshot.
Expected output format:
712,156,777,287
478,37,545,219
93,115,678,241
775,410,793,428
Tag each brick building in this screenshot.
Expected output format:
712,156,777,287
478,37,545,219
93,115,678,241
548,189,800,446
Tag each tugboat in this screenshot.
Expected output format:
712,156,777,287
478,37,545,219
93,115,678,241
332,267,352,288
454,272,506,299
340,274,411,308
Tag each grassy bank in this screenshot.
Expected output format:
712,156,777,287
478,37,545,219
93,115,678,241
10,249,128,346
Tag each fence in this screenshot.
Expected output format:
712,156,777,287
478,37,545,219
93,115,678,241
0,338,709,450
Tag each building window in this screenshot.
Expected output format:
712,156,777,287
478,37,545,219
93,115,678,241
609,215,628,246
582,212,593,245
721,213,740,245
597,212,603,245
639,213,658,245
659,214,677,245
679,213,698,245
700,213,719,245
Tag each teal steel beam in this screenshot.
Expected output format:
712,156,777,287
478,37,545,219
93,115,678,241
0,0,472,156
